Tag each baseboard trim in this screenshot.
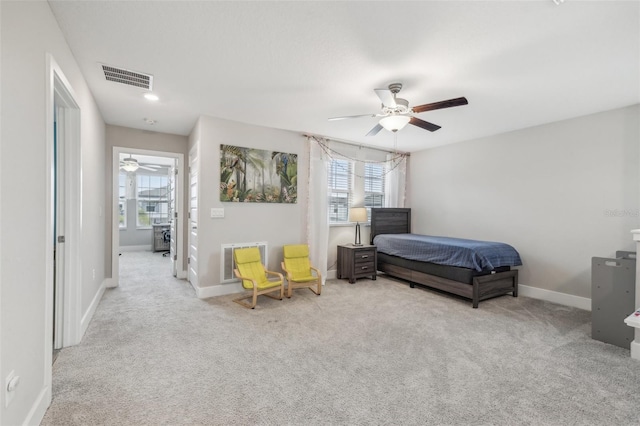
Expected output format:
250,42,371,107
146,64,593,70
196,282,243,299
177,270,187,279
80,279,106,338
519,284,591,311
23,385,49,426
326,269,337,280
105,277,116,288
119,245,152,252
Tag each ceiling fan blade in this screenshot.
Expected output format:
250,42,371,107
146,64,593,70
374,89,397,108
328,113,379,121
138,165,160,171
409,117,441,132
412,97,468,114
366,123,384,136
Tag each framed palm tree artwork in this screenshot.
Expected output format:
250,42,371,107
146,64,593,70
220,144,297,203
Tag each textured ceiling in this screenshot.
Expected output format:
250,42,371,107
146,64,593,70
48,0,640,153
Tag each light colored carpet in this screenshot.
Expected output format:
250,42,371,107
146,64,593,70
42,251,640,425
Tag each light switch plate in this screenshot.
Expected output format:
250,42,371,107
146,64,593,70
211,208,224,218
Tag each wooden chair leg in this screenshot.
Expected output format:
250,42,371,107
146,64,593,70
286,280,322,297
264,291,283,300
233,293,257,309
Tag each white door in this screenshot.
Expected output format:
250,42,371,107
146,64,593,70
188,146,199,287
168,164,177,276
53,106,65,350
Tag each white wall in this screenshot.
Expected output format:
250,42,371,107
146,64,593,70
409,105,639,301
0,0,4,419
188,116,308,296
0,2,106,425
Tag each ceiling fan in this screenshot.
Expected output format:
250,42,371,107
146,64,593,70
329,83,468,136
120,156,162,173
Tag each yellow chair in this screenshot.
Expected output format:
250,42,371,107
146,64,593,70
233,247,284,309
281,244,322,298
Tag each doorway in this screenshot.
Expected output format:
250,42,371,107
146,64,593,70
45,54,83,379
111,148,185,287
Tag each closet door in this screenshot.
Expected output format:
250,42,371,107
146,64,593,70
188,145,199,288
168,164,177,277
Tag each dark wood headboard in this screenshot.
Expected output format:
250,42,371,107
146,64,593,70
370,208,411,244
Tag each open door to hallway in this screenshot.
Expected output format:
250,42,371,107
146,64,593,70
112,148,185,286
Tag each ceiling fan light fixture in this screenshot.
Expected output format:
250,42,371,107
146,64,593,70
379,115,410,132
122,158,139,172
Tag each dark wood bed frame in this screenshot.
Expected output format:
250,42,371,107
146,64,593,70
370,208,518,308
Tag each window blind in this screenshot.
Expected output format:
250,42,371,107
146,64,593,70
327,159,352,223
364,163,385,218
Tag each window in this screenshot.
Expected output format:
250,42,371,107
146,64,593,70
327,159,353,223
364,163,385,219
325,147,391,226
118,172,127,229
137,174,169,227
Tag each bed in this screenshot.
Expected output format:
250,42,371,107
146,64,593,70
371,208,521,308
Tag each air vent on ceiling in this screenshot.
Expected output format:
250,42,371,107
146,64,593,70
101,64,153,90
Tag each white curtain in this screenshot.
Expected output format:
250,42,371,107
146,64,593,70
384,153,408,208
307,137,329,284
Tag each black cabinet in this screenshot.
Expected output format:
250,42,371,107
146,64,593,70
153,224,170,252
337,244,377,284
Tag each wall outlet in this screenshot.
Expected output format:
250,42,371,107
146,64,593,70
5,370,18,407
92,268,96,281
211,208,224,218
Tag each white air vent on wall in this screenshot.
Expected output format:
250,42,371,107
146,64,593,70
101,64,153,90
221,242,268,283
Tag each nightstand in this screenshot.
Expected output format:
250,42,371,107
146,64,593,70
337,244,377,284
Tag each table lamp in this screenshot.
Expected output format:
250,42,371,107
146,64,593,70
349,207,368,246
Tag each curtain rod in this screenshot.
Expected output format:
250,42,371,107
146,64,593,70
302,133,410,156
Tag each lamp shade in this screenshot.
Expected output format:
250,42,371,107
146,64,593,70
379,115,410,132
349,207,368,223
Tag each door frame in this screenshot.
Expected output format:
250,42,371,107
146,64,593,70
44,54,82,391
111,147,185,286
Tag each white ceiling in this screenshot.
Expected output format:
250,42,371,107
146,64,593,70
48,0,639,153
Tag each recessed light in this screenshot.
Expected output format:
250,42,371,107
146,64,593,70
144,93,159,101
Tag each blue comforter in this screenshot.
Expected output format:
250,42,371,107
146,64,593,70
373,233,522,272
